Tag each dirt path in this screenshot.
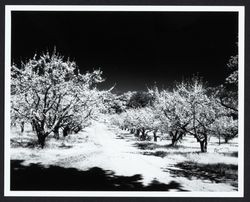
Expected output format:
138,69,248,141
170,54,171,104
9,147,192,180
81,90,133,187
11,121,237,192
74,121,236,191
83,122,172,185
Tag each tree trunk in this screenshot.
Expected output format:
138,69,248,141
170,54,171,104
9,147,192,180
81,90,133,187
135,129,140,137
200,139,207,152
31,122,35,131
224,137,229,143
171,138,178,146
153,131,157,142
53,126,60,139
63,125,70,137
20,121,24,133
32,119,48,148
170,131,179,146
35,129,49,149
140,128,146,140
37,133,46,148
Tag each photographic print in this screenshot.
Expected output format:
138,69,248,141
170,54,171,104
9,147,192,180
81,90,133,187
4,5,244,197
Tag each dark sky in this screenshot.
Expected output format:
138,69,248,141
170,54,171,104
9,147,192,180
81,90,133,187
11,11,238,93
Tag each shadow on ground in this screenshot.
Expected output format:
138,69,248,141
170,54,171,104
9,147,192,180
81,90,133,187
167,161,238,190
134,142,237,158
11,160,186,191
133,142,201,158
133,142,199,151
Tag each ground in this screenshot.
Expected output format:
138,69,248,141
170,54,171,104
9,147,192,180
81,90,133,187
10,119,238,191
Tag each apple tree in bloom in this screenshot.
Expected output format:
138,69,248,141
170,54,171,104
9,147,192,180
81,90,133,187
214,54,238,117
174,79,233,152
210,116,238,144
102,92,127,114
151,88,189,146
11,52,106,148
209,53,239,144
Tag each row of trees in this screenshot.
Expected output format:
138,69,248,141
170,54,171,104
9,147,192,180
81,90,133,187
11,52,111,148
11,50,238,151
111,81,237,152
110,54,238,152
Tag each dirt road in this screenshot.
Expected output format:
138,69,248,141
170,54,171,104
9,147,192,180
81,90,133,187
11,121,237,191
72,121,236,191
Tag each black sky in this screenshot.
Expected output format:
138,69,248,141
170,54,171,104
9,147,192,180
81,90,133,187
11,11,238,93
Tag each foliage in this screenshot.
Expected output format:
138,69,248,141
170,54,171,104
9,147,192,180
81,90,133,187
11,51,108,147
127,91,155,109
11,50,239,152
213,54,238,117
112,78,238,152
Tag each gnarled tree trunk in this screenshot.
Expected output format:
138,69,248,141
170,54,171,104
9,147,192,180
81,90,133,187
32,119,49,148
37,131,48,148
199,135,208,152
170,131,183,147
200,140,207,152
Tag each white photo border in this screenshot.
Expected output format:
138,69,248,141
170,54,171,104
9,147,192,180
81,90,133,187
4,5,245,197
